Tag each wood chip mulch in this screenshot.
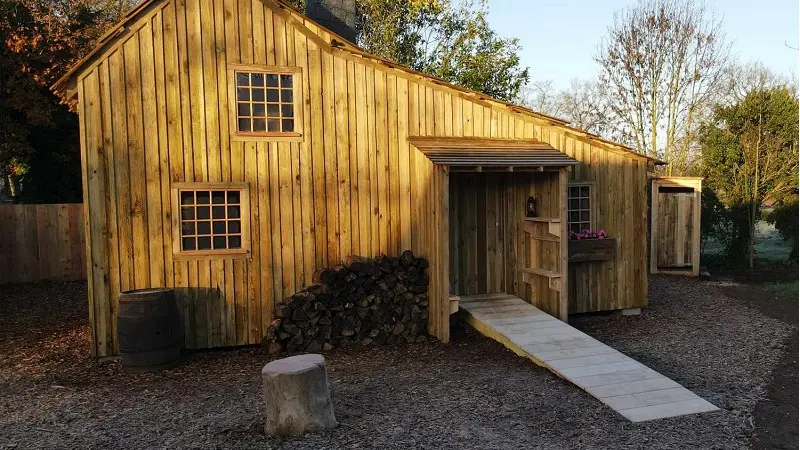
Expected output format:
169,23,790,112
0,276,794,449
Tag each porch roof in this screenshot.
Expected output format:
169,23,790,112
408,136,579,169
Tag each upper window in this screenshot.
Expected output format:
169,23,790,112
171,183,250,258
568,184,592,234
228,65,302,141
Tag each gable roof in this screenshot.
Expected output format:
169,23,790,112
51,0,664,165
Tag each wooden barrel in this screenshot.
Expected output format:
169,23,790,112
117,288,182,372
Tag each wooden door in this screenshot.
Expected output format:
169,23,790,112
656,191,695,268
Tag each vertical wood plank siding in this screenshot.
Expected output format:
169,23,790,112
449,171,567,319
75,0,649,356
650,177,702,277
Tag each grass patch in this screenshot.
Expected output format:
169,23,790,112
763,281,799,300
754,221,793,262
703,220,793,261
702,220,796,283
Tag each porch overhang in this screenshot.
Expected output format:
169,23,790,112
408,136,579,171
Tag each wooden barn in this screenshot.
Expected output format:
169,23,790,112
53,0,664,357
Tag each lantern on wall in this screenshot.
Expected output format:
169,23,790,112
526,196,537,217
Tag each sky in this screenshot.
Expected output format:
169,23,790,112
485,0,799,90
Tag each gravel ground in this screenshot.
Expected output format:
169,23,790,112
0,276,794,449
717,281,798,450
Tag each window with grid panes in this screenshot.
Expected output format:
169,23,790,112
567,184,591,233
233,68,298,135
172,183,250,257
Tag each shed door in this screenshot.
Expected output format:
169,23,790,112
656,189,695,268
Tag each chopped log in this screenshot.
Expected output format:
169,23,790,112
262,354,338,437
266,250,429,353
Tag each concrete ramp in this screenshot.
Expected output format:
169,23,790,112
460,293,718,422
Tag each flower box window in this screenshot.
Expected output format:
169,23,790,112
568,229,615,262
170,182,251,259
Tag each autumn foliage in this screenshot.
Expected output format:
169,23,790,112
0,0,133,201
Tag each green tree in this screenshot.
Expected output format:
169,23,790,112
699,186,732,256
765,193,799,261
340,0,531,102
699,85,799,270
410,0,529,102
355,0,442,69
0,0,132,202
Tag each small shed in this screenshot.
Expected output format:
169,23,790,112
650,177,703,276
52,0,664,357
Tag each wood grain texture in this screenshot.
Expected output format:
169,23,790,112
650,177,702,276
460,293,718,423
70,0,653,356
448,171,569,320
0,204,86,284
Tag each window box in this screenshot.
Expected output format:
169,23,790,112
568,238,616,263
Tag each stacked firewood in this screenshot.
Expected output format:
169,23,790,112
267,250,430,353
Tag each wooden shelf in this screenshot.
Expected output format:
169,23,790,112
521,267,562,291
528,234,559,242
524,217,560,223
521,267,560,278
449,295,460,315
523,217,562,237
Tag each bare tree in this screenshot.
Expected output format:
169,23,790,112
520,78,621,142
557,79,616,138
596,0,730,173
519,79,565,118
722,61,790,104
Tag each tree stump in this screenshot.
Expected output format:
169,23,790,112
262,354,338,437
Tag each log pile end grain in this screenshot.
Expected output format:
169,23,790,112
267,250,429,353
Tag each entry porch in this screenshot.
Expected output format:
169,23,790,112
407,136,577,342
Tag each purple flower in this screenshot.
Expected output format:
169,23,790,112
569,228,610,240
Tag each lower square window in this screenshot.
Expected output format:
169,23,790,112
171,183,250,257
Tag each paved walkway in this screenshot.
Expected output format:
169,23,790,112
459,293,719,422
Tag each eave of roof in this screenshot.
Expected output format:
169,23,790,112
51,0,161,102
408,136,554,149
409,136,579,167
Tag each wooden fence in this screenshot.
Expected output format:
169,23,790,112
0,204,86,284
